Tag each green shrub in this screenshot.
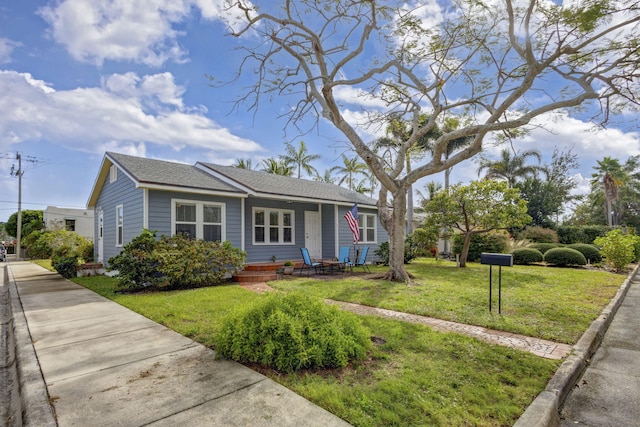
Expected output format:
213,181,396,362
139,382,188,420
557,225,610,244
215,293,372,373
109,230,246,291
153,235,245,288
594,229,640,271
567,244,602,263
511,248,543,265
108,229,161,291
452,233,508,262
374,237,417,266
521,226,559,243
52,256,79,279
529,243,561,254
544,247,587,266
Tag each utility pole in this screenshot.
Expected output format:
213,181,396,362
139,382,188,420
12,153,23,261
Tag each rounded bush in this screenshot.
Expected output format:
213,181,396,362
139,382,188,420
544,247,587,267
215,293,372,373
567,243,602,263
529,243,561,254
512,248,543,265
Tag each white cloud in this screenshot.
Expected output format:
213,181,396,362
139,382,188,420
37,0,253,66
0,70,263,155
0,38,21,64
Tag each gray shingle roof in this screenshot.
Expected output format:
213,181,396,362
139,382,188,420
198,162,378,206
107,152,242,194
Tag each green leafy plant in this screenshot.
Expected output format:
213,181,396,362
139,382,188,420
594,229,640,271
215,293,371,373
108,229,161,291
544,247,587,266
511,248,544,265
284,260,294,267
452,232,508,263
52,256,79,279
557,225,610,244
153,235,245,288
567,244,602,264
375,238,416,266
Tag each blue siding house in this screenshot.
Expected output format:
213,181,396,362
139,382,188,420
87,152,388,266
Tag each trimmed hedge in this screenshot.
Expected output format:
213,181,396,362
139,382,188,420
529,243,561,254
215,293,372,373
567,243,602,263
512,248,544,265
544,247,587,266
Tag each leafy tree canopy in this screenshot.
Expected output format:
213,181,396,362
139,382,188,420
4,210,43,240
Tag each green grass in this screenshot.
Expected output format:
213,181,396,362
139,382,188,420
67,258,627,426
270,258,623,343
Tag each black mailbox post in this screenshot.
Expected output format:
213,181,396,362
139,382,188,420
480,253,513,313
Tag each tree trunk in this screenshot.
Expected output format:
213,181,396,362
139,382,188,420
381,190,410,281
459,232,472,268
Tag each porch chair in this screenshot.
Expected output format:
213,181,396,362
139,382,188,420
299,247,324,275
338,246,353,273
354,246,371,272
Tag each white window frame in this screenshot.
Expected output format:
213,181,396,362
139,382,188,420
110,165,118,183
116,204,124,247
252,207,295,245
358,213,377,243
171,199,226,241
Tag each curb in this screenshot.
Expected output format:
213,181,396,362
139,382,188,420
1,264,57,427
513,264,639,427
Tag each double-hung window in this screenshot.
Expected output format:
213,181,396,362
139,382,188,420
253,208,294,245
358,213,377,243
116,205,124,247
172,199,225,241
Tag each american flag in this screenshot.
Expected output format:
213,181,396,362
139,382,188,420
344,204,360,244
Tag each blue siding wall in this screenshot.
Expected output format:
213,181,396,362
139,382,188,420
336,205,388,264
147,190,243,248
243,198,318,263
95,170,144,265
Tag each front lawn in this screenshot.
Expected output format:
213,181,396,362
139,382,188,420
70,258,627,426
271,258,623,343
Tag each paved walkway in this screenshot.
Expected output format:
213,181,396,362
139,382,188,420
326,300,572,360
5,261,350,427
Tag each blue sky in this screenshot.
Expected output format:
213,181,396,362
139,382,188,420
0,0,639,223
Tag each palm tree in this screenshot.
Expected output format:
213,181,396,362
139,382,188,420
233,158,256,170
260,157,295,176
279,140,321,179
417,181,443,203
440,116,475,191
314,167,339,184
335,154,368,191
477,148,543,187
590,157,628,226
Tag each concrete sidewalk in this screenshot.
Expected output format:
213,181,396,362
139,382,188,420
559,273,640,426
4,261,350,426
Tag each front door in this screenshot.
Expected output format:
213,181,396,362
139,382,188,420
97,211,104,263
304,211,322,259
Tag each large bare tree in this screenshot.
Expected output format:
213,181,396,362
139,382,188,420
221,0,640,281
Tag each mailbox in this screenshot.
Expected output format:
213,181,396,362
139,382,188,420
480,253,513,267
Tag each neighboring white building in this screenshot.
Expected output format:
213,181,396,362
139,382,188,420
43,206,95,242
